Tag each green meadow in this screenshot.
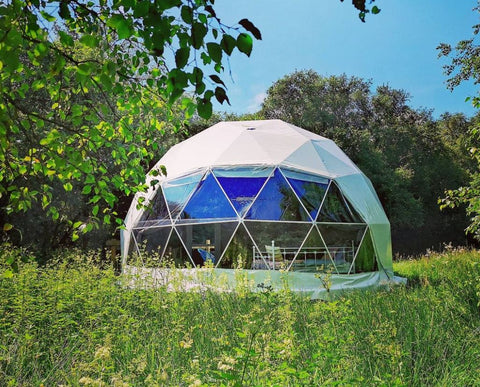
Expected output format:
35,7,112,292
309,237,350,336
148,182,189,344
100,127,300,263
1,245,479,386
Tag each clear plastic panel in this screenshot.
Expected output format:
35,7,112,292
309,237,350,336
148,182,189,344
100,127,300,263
135,189,171,228
354,228,377,273
245,168,311,221
127,226,171,266
162,228,194,268
245,221,311,269
217,223,256,269
180,173,237,220
317,182,363,223
317,224,367,273
289,225,333,273
281,168,329,221
163,173,204,221
213,166,273,178
175,222,237,267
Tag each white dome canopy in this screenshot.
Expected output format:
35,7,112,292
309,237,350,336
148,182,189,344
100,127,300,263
122,119,393,282
157,119,360,180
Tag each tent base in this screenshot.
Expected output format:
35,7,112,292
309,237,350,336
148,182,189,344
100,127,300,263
122,266,406,300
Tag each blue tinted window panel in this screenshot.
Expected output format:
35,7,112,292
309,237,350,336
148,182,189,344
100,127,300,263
245,169,310,221
216,176,267,216
287,177,328,220
180,173,237,220
163,173,203,220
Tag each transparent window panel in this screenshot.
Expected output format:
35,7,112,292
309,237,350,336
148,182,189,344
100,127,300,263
317,224,367,273
180,173,237,220
281,168,329,221
163,173,204,221
127,226,171,267
354,228,377,273
163,228,194,268
245,168,310,221
216,223,256,269
175,222,237,267
289,225,333,273
245,221,311,269
317,182,362,223
136,188,171,228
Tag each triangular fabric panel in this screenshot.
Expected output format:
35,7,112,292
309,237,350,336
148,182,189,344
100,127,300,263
217,223,257,269
162,228,194,267
317,182,363,223
180,173,237,220
312,141,358,177
214,172,268,217
281,169,329,221
245,169,311,221
163,173,203,221
282,142,330,176
175,222,237,267
317,223,366,273
215,131,273,165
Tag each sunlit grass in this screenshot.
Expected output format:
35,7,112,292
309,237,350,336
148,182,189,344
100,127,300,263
1,244,479,386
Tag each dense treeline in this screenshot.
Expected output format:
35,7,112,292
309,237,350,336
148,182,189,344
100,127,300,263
2,67,478,258
192,70,478,255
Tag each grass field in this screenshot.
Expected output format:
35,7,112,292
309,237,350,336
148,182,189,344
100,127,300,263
1,245,480,386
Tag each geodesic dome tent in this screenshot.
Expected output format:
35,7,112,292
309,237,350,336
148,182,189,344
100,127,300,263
121,119,395,293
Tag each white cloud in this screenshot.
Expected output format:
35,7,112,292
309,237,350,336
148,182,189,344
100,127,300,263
247,91,267,113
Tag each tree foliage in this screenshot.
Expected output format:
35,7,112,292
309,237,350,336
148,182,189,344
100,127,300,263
437,3,480,240
0,0,262,240
260,70,472,253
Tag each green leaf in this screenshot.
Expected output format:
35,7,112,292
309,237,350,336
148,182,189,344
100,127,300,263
82,185,92,195
134,0,150,17
80,34,98,48
207,42,222,64
209,74,225,87
58,31,74,47
220,34,236,56
3,223,13,232
59,1,71,19
107,14,133,40
215,87,230,105
239,19,262,40
236,33,253,57
191,22,207,49
181,5,193,24
197,98,212,119
40,11,56,22
175,47,190,69
371,6,381,14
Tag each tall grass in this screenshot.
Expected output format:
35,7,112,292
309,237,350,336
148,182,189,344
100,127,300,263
1,244,479,386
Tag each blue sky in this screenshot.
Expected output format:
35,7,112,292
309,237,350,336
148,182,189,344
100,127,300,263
211,0,479,118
